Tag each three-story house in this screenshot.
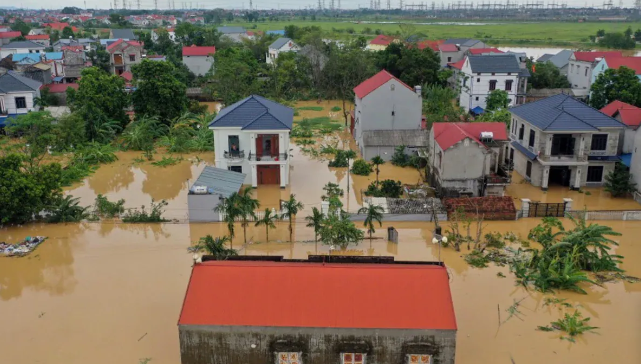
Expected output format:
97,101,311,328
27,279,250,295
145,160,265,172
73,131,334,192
509,94,625,190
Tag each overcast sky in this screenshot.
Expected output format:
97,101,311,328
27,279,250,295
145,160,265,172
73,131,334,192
9,0,637,11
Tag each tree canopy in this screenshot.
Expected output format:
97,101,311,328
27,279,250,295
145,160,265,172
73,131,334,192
590,66,641,109
376,42,442,88
526,59,571,89
132,60,189,124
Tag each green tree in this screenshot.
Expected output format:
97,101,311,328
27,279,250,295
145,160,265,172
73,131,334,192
321,182,344,211
121,116,168,159
590,67,641,109
596,29,606,37
635,29,641,42
11,20,30,35
55,112,87,150
526,60,571,89
476,108,511,127
305,207,325,243
358,204,384,241
208,48,259,105
485,90,510,111
87,47,111,73
282,194,304,242
269,52,309,99
0,154,63,224
371,156,385,186
422,84,467,125
193,235,237,259
34,88,59,108
215,194,242,245
61,26,74,39
132,60,188,124
6,112,57,160
604,162,637,197
255,208,278,243
376,42,442,88
319,210,364,250
598,32,636,49
237,187,260,245
68,67,129,129
46,195,89,223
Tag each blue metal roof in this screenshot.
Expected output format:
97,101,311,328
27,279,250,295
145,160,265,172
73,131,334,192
266,30,285,35
192,166,246,198
45,52,63,60
468,55,521,74
621,153,632,167
510,94,626,131
12,53,41,63
511,140,537,160
209,95,293,130
471,106,484,115
269,37,293,50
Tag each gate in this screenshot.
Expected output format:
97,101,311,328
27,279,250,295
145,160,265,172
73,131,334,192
529,202,566,217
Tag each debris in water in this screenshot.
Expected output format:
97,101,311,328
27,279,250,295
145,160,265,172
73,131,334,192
0,236,47,257
138,333,148,342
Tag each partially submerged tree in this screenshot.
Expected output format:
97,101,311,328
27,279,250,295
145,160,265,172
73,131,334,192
604,162,638,197
237,187,260,245
193,235,237,259
319,210,364,250
358,204,384,241
370,155,385,185
305,207,324,243
255,208,278,243
282,194,304,242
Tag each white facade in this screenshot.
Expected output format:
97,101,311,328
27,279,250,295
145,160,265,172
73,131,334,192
631,128,641,189
211,127,291,188
567,56,597,95
0,45,45,58
458,58,520,112
182,54,214,76
266,40,299,65
0,90,40,115
151,29,176,43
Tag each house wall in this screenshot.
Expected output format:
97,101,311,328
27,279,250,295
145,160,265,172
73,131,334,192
353,79,422,148
0,47,45,58
179,325,456,364
512,149,544,186
439,50,458,67
182,55,214,76
0,91,39,114
567,59,594,91
459,64,520,112
266,42,299,65
631,128,641,189
187,194,221,222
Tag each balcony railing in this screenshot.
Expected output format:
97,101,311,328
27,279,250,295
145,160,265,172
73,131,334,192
224,150,245,159
538,153,587,162
248,152,288,161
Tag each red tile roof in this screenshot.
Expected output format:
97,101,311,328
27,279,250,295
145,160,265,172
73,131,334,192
41,83,79,93
417,39,444,51
0,31,22,39
468,47,503,55
604,56,641,75
600,100,641,128
43,22,78,32
25,34,50,40
106,39,143,52
182,45,216,57
439,43,459,52
574,51,623,62
369,34,396,46
179,260,457,330
120,71,133,82
353,70,414,99
448,58,465,70
433,122,508,150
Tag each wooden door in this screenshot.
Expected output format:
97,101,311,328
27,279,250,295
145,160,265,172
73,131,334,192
258,165,280,185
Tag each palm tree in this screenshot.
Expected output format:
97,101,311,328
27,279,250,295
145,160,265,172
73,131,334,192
237,186,260,245
193,235,237,259
305,207,325,243
371,156,385,186
358,204,384,241
282,194,304,242
46,195,90,223
255,208,278,243
215,194,242,247
319,210,364,250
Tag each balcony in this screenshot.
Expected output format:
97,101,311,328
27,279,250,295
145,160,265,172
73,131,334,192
224,150,245,160
538,153,588,163
248,152,288,162
485,164,512,186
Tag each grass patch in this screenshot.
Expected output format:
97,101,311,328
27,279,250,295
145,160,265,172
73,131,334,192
298,117,342,130
331,106,342,112
297,106,324,111
538,310,598,343
151,156,183,167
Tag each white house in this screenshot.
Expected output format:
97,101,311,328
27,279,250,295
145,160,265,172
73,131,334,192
208,95,293,188
567,51,622,99
0,40,45,58
592,56,641,87
438,38,488,67
182,45,215,76
151,28,176,43
453,54,528,113
351,69,426,161
266,37,299,65
0,71,42,117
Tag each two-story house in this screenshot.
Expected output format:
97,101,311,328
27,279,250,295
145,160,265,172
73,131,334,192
567,51,622,99
438,38,488,67
536,49,573,75
266,38,299,65
352,70,426,161
0,71,42,123
592,56,641,87
52,38,95,52
600,100,641,156
106,39,143,76
0,31,22,46
182,45,215,76
509,94,626,190
209,95,292,188
429,122,511,197
0,40,45,59
455,54,527,113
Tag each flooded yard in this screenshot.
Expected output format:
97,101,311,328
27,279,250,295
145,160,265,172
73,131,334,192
1,100,640,364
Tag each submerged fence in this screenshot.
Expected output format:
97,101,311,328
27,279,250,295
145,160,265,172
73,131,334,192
566,210,641,221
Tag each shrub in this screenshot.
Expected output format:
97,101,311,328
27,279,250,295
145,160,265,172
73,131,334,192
93,194,125,218
291,126,313,138
122,200,169,223
391,145,411,166
331,106,341,112
297,106,324,111
364,179,403,198
351,159,372,175
484,232,506,248
328,150,357,167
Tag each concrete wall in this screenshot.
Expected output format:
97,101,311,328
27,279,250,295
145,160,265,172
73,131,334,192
179,325,456,364
459,62,520,112
354,78,422,148
182,55,214,76
188,194,221,222
512,147,544,186
567,60,593,91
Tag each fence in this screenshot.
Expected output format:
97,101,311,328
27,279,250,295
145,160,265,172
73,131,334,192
529,202,566,217
567,210,641,221
220,208,289,222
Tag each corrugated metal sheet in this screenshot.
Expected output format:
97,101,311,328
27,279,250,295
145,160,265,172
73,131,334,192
192,166,246,198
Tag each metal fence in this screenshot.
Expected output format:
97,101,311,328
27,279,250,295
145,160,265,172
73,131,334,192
567,210,641,221
529,202,566,217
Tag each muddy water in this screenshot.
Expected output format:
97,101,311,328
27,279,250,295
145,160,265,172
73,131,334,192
199,101,222,114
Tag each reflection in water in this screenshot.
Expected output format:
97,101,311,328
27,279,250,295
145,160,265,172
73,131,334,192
87,161,135,195
140,158,193,201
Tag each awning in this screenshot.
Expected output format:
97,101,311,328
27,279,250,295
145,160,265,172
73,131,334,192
53,76,63,82
510,140,537,160
471,106,484,115
620,153,632,167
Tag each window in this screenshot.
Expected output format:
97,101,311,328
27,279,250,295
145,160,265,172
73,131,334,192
476,78,480,82
585,67,588,77
129,54,136,62
526,161,532,178
590,134,608,151
529,130,535,148
587,166,604,182
407,355,431,364
507,72,512,75
342,353,365,364
392,111,395,116
447,56,452,62
518,124,524,140
277,352,301,364
505,80,513,91
576,66,580,74
228,166,242,173
15,97,26,109
475,96,479,101
491,72,496,75
489,80,497,91
477,72,481,76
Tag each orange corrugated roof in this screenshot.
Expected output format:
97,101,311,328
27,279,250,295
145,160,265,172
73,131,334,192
448,58,465,70
604,56,641,75
179,260,457,330
369,34,396,46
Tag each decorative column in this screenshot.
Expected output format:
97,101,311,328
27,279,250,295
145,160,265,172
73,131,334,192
520,198,531,218
563,198,573,213
541,166,550,191
573,167,582,190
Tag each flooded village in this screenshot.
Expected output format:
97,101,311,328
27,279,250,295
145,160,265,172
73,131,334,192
2,5,641,364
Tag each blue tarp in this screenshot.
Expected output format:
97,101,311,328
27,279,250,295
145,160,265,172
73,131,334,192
0,114,19,128
471,106,484,115
53,76,63,82
620,153,632,167
266,30,285,35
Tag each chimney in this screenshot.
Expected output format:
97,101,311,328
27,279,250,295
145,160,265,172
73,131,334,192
415,85,422,96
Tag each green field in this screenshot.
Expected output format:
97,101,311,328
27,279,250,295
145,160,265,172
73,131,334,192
233,19,641,47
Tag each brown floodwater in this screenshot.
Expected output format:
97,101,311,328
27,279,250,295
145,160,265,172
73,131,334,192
1,101,640,364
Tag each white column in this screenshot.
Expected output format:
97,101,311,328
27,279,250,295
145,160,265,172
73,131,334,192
279,164,286,188
578,135,585,158
521,198,531,218
574,166,582,189
279,133,285,155
545,135,552,155
542,166,550,190
251,165,257,187
563,198,573,213
249,133,256,157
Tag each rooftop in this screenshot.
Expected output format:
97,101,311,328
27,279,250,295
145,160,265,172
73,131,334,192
510,94,625,131
362,129,428,147
0,70,42,93
191,166,246,198
600,100,641,129
433,122,508,150
444,38,481,47
467,54,521,74
468,47,503,55
110,29,136,40
25,34,50,40
216,26,246,34
369,34,396,46
41,83,79,93
0,31,23,39
439,43,459,52
574,51,623,62
604,56,641,75
269,37,295,50
416,39,444,51
182,45,216,57
178,256,456,330
209,95,293,130
2,40,45,49
353,69,414,99
541,49,573,68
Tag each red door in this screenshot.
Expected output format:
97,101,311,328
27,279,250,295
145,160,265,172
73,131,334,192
258,165,280,185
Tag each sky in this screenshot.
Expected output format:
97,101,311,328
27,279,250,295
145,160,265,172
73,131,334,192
8,0,639,11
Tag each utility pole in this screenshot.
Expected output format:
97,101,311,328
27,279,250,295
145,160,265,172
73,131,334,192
318,0,322,9
400,0,403,9
114,0,119,9
154,0,158,9
250,0,253,9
